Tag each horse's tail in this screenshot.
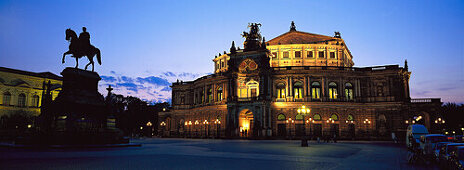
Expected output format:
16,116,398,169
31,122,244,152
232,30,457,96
96,48,102,65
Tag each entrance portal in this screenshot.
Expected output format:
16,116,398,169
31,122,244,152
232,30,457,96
239,109,254,138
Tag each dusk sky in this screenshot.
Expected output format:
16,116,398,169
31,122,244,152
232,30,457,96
1,0,463,103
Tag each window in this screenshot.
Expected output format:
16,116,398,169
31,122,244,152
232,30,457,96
283,51,289,58
311,82,321,99
347,114,354,121
330,52,335,58
221,61,224,67
330,114,339,121
277,114,286,121
307,51,313,58
313,114,321,121
345,83,354,101
207,87,213,103
201,89,205,103
377,86,384,96
318,51,325,58
3,92,11,105
293,81,303,99
18,93,26,107
217,87,223,101
328,82,338,99
272,52,277,58
294,51,301,58
32,95,39,107
296,114,303,120
276,83,286,98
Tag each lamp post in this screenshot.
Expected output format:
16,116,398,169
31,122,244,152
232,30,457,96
188,120,192,137
160,121,166,137
363,118,371,140
214,119,221,138
146,121,153,137
203,120,209,138
434,117,445,134
297,105,311,146
286,118,295,139
184,121,188,138
194,120,199,137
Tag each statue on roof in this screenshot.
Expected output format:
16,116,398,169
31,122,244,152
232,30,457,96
334,31,341,38
242,23,262,51
290,21,296,31
62,27,102,72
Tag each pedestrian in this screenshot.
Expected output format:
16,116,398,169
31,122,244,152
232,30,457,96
391,132,398,143
317,136,320,143
333,134,337,143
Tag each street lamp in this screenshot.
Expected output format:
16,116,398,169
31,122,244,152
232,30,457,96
146,121,153,137
363,119,371,140
297,105,311,146
184,121,188,138
188,120,192,137
203,120,209,138
434,117,445,134
286,118,295,138
194,120,199,137
214,119,221,138
160,121,166,137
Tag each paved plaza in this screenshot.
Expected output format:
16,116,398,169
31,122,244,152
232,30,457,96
0,138,438,170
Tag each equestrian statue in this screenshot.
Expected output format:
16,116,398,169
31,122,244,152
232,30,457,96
62,27,101,72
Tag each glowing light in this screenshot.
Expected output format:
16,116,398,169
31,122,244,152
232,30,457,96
188,121,192,125
27,124,32,128
405,120,409,124
146,122,152,126
140,126,143,130
184,122,188,126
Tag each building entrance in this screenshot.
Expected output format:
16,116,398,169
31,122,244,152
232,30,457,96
239,109,254,138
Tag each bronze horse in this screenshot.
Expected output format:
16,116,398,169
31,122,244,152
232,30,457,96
62,29,101,71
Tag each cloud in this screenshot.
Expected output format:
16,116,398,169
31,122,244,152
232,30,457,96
98,71,206,103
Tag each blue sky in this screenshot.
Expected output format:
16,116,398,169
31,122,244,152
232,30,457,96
0,0,463,103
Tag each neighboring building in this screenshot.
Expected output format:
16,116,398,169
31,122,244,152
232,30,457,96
0,67,62,117
159,22,442,139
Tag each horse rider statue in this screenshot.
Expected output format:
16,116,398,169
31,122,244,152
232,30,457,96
62,27,101,72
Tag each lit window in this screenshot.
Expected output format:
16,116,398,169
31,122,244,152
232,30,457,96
347,114,354,121
276,83,286,98
307,51,313,58
207,87,213,103
311,82,321,99
329,82,338,99
330,114,339,121
217,87,223,101
277,114,286,121
318,51,325,58
18,93,26,107
295,51,301,58
283,51,289,58
293,81,303,99
296,114,303,120
345,83,354,101
313,114,321,121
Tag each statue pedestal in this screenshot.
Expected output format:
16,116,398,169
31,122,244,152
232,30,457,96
34,67,127,145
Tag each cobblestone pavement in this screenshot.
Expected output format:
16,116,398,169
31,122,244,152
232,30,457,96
0,138,439,170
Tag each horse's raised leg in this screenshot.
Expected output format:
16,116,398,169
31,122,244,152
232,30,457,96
62,51,71,63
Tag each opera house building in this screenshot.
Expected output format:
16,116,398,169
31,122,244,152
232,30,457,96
158,22,441,140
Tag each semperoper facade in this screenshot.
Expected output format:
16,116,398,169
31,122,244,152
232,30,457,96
159,22,441,139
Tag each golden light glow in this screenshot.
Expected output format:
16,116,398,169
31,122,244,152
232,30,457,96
27,124,32,128
146,122,152,126
188,121,192,125
184,122,188,126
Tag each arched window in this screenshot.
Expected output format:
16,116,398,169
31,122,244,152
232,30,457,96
293,81,303,99
330,114,339,121
18,93,26,107
295,114,304,120
246,81,259,97
345,83,354,101
276,83,286,99
313,114,321,121
328,82,338,99
311,82,321,99
347,114,354,121
3,92,11,106
217,87,223,101
277,114,286,121
32,95,40,107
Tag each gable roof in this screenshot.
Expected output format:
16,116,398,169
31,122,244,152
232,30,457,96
0,67,62,80
267,30,338,45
